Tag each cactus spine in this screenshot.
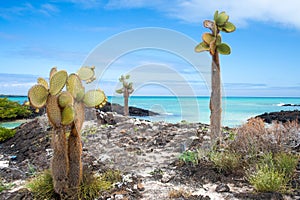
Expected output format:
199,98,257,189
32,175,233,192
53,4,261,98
28,66,107,199
195,11,236,146
116,74,134,116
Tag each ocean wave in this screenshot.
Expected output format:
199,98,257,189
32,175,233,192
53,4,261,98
276,103,285,106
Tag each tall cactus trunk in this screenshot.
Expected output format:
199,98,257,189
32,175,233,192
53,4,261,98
124,89,129,116
67,126,83,199
210,52,222,147
51,128,69,198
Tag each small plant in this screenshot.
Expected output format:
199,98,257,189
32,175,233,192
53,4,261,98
179,150,199,165
0,177,14,193
27,170,56,199
116,74,134,116
0,127,16,142
209,150,241,172
149,168,164,176
275,152,298,178
27,163,37,176
27,169,122,200
247,152,298,192
248,163,287,192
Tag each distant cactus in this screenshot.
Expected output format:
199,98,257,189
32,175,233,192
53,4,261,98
28,66,107,199
195,11,236,146
116,74,134,116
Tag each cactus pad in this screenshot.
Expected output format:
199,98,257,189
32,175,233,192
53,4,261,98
217,43,231,55
202,33,215,45
195,42,210,53
221,22,236,33
28,84,49,108
77,66,95,83
50,70,68,95
50,67,57,79
83,89,106,107
67,74,85,101
58,91,74,108
61,105,75,126
215,11,229,26
37,77,49,90
46,95,62,128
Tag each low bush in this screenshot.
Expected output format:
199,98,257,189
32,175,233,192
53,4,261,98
247,152,298,192
0,98,31,120
0,127,16,142
27,169,122,200
209,150,241,172
179,150,199,165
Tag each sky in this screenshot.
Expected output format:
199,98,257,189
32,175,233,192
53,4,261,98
0,0,300,97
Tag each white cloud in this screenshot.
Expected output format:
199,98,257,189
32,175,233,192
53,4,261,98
106,0,300,29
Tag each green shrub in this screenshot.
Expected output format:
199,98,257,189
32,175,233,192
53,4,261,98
248,164,287,192
0,177,14,193
275,152,299,178
247,152,298,192
179,151,199,165
0,127,16,142
209,150,241,172
27,169,122,200
0,98,31,120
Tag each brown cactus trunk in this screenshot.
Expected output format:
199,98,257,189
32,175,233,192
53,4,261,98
124,89,129,116
210,52,222,146
67,126,83,199
51,128,69,197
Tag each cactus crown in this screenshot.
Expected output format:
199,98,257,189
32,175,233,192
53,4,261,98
116,74,134,94
28,66,107,128
195,10,236,55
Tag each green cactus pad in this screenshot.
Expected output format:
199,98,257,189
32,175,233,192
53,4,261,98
61,105,75,126
37,78,49,90
49,70,68,95
28,84,49,108
77,66,95,82
74,102,85,131
221,22,236,33
215,11,229,26
67,74,85,101
202,33,215,45
217,43,231,55
46,95,62,127
58,91,74,108
49,67,57,79
83,89,106,107
115,88,123,94
214,10,219,21
195,42,210,53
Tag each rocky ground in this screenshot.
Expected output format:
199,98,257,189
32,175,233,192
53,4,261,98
0,110,299,199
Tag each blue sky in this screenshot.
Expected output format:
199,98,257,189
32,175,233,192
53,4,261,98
0,0,300,97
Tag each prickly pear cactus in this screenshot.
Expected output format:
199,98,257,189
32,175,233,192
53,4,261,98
28,66,107,199
116,74,134,116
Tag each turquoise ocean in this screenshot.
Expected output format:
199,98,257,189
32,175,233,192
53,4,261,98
3,96,300,128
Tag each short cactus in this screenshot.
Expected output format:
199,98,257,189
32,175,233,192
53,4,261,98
116,74,134,116
28,66,107,199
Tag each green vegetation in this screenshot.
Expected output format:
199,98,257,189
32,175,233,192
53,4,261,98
27,169,122,200
27,66,107,199
195,11,236,146
0,127,16,142
179,150,199,166
247,152,298,192
0,98,31,120
209,150,241,172
0,177,14,193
